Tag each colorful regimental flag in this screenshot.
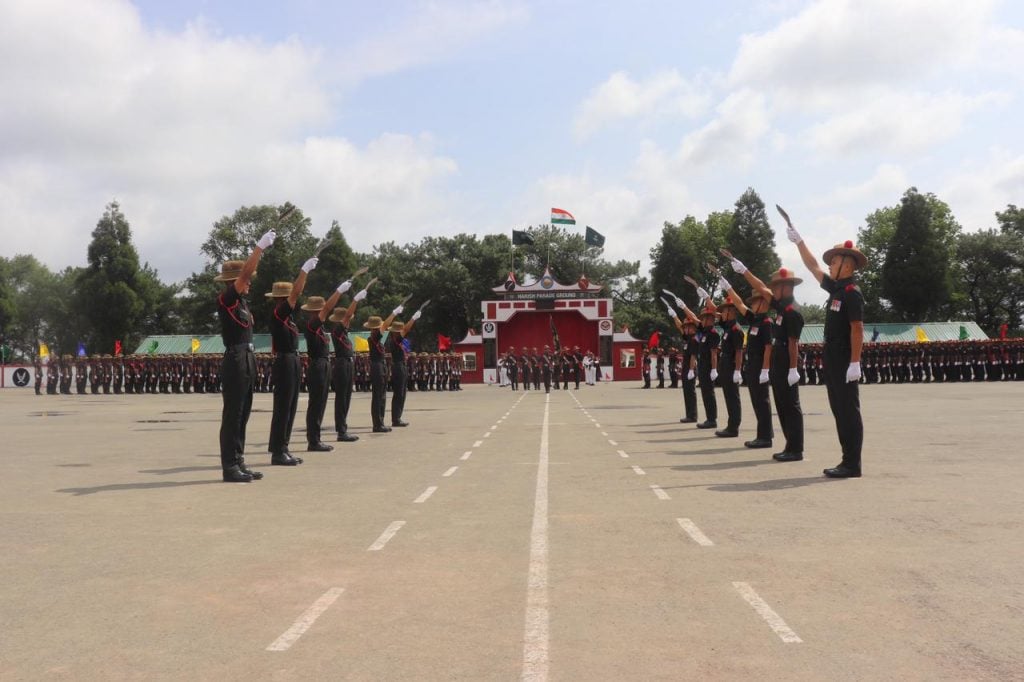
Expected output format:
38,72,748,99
915,327,929,343
437,333,452,351
353,335,369,352
76,342,87,357
550,207,576,225
871,328,880,342
585,226,605,247
191,338,201,353
648,331,660,349
39,342,50,358
402,338,411,352
114,340,122,356
146,340,159,355
959,325,969,340
512,229,534,246
549,315,561,351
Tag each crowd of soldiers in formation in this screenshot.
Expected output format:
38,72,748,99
498,346,601,391
640,338,1024,389
30,350,466,396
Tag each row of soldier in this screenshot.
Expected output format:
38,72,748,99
499,346,601,392
640,338,1024,388
31,350,467,395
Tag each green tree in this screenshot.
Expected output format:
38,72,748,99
856,206,899,321
881,188,959,321
305,221,362,298
996,204,1024,237
724,187,781,297
956,229,1024,335
511,225,638,290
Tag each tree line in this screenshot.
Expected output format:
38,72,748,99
2,189,1022,362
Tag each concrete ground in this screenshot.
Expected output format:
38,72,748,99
0,380,1022,681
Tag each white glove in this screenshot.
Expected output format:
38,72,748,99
787,368,800,386
696,287,711,303
336,280,352,295
301,257,318,273
412,311,421,321
687,369,695,380
667,307,678,319
392,305,404,316
710,369,718,382
846,361,862,383
729,257,747,274
257,230,276,250
786,224,802,244
353,288,367,302
732,370,741,384
718,276,731,293
759,368,770,384
673,297,687,311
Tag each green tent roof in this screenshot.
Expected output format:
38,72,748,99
800,321,988,344
133,332,379,355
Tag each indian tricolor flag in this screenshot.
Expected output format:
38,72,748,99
550,207,576,225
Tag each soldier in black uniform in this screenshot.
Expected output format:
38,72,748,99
330,280,370,443
214,226,274,483
34,355,43,395
267,255,319,466
60,355,73,394
302,293,334,451
655,347,665,388
520,347,532,391
573,346,583,389
76,355,88,394
507,350,519,391
665,298,698,423
713,296,744,438
387,307,420,428
641,348,651,388
364,305,402,433
668,347,679,389
786,213,866,478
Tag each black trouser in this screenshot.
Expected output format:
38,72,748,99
643,371,650,388
574,367,581,389
719,363,741,431
219,347,255,470
306,356,330,445
269,353,300,455
770,347,803,455
370,360,387,429
509,368,518,390
522,367,531,390
391,362,408,425
746,372,774,441
681,373,697,420
657,367,664,388
333,356,354,435
543,367,551,393
697,369,717,421
824,352,862,471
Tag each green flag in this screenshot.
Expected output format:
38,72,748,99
959,325,969,340
146,340,159,355
512,229,534,246
585,226,605,247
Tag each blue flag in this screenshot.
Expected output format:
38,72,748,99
77,342,87,357
402,338,411,352
870,328,880,343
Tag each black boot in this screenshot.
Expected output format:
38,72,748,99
222,465,253,483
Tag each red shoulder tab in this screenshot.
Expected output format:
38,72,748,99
784,304,794,313
845,284,859,293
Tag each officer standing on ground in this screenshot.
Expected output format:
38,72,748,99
365,304,402,433
387,306,421,427
330,277,372,442
215,226,275,483
782,208,866,478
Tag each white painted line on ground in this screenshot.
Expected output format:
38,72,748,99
595,423,601,428
650,484,670,500
473,440,484,447
608,440,618,446
631,465,646,476
732,582,803,644
676,518,714,547
414,486,438,504
368,521,406,551
266,587,345,652
490,425,497,431
521,393,551,681
461,451,472,461
601,431,608,437
443,466,458,477
484,432,492,438
617,450,629,458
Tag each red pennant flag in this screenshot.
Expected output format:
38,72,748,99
437,333,452,351
999,323,1008,340
648,331,660,349
114,340,123,356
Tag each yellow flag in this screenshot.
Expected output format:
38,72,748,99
915,327,929,343
353,336,369,352
191,338,201,353
39,342,50,358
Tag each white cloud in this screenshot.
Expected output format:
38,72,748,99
806,90,1006,156
0,0,459,281
815,163,908,206
573,70,711,139
677,89,770,167
941,150,1024,231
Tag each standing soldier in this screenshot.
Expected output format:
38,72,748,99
666,297,700,424
655,347,665,389
76,355,88,395
45,357,58,395
783,209,866,478
695,300,720,430
364,303,402,433
717,271,773,449
267,255,319,466
712,296,744,438
668,347,679,389
386,305,421,428
214,226,275,483
521,347,532,391
330,279,370,442
60,355,73,394
34,355,43,395
507,350,519,391
641,348,651,388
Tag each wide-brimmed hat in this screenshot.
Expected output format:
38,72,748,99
363,315,384,330
700,301,718,318
327,307,348,323
388,321,405,333
822,240,868,269
301,296,326,312
746,290,771,307
265,281,293,298
717,296,738,312
215,260,247,282
769,267,803,286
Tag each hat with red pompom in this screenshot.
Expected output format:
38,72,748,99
717,295,738,312
768,267,804,286
822,240,868,269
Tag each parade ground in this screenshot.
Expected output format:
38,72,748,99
2,381,1022,681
